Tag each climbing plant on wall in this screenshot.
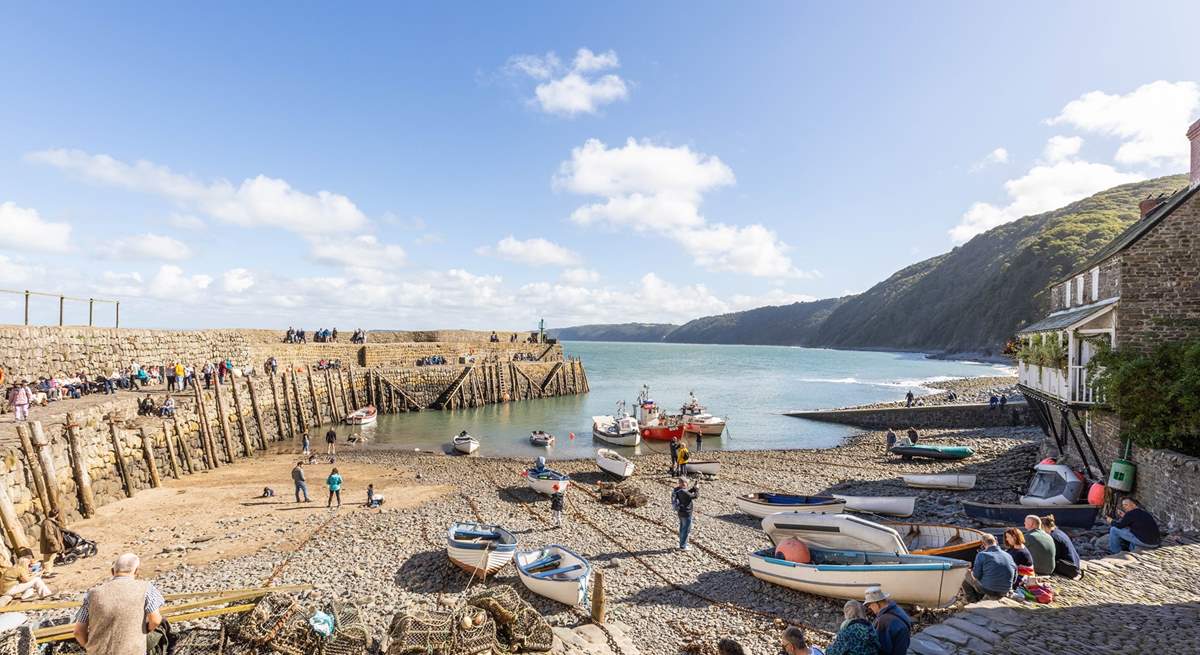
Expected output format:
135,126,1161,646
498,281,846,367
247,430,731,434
1089,340,1200,457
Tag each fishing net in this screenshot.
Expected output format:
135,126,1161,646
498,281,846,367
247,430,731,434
385,585,553,655
598,481,648,508
221,593,371,655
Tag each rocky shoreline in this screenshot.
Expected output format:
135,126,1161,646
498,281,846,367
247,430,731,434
844,375,1020,411
27,424,1055,653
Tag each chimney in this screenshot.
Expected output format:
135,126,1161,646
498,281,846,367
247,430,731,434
1139,195,1164,219
1190,118,1200,189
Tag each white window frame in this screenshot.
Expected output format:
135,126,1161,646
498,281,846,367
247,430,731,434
1076,275,1085,304
1064,280,1072,307
1091,267,1100,301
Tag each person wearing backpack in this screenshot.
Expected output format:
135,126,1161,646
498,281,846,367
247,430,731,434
672,477,699,551
675,442,691,475
549,490,565,528
668,437,681,475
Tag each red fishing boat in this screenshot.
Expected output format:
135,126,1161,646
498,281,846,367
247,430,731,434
637,385,685,441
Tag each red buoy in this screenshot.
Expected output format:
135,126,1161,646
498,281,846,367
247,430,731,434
1087,482,1105,506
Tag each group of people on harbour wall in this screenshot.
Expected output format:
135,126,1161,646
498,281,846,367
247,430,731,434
283,326,366,344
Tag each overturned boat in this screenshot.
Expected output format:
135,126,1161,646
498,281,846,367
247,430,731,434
515,545,592,606
446,521,517,577
902,473,977,490
596,448,634,478
681,460,721,476
832,494,916,518
962,500,1100,529
735,492,845,519
891,444,974,460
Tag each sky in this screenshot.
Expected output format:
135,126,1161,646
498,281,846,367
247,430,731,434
1,2,1198,331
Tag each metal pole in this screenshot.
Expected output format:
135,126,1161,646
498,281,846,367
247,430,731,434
115,301,120,328
24,290,29,325
89,299,94,326
59,295,64,326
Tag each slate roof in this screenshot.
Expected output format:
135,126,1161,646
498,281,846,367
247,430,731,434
1065,183,1200,281
1017,297,1118,334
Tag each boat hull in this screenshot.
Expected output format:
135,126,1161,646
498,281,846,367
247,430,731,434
515,545,591,606
886,523,988,562
527,471,570,495
832,494,917,518
682,461,721,476
453,437,479,454
962,501,1100,529
902,474,977,491
530,433,555,447
683,420,726,436
592,426,641,446
891,445,974,461
596,449,634,478
344,406,377,425
736,494,845,519
447,522,516,577
641,424,684,441
749,547,968,607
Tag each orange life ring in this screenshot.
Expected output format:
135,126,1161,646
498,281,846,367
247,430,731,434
642,429,650,437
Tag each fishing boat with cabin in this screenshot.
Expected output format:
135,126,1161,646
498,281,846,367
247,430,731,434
591,401,642,446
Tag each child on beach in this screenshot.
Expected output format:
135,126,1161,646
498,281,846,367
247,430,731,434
550,490,565,527
365,484,384,508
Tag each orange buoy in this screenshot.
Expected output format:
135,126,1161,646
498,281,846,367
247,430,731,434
1087,482,1106,506
775,537,811,564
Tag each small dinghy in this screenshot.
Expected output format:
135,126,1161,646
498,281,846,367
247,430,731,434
344,405,377,426
890,444,974,460
832,494,916,518
902,474,977,490
735,492,845,519
681,460,721,476
762,513,987,562
748,546,968,607
526,457,570,495
515,545,592,606
596,448,635,478
452,431,479,455
446,521,517,577
530,431,555,447
963,500,1100,529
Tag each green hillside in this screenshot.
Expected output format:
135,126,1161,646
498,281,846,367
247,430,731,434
553,174,1189,355
550,323,678,342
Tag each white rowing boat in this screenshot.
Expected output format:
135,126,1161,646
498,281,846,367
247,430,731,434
902,474,977,491
762,513,985,560
446,521,517,577
452,432,479,455
530,431,555,447
591,411,641,447
681,460,721,476
526,460,570,495
832,494,916,518
596,449,634,478
514,545,592,606
735,493,846,519
344,405,377,426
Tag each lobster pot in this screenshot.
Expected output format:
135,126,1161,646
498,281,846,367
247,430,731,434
385,607,496,655
1107,459,1136,492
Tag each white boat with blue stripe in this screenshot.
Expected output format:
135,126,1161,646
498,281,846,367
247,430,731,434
446,521,517,577
748,545,969,607
515,545,592,606
526,457,570,495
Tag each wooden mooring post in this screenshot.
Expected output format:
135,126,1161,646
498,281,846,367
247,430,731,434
174,420,198,475
306,368,322,425
269,375,288,442
290,369,308,432
211,378,236,463
246,378,268,450
0,483,29,553
162,421,182,479
337,368,351,413
191,383,218,469
347,367,360,409
63,413,96,517
107,420,134,498
323,370,338,423
29,421,64,522
138,427,162,489
229,377,254,458
15,424,49,518
591,569,606,623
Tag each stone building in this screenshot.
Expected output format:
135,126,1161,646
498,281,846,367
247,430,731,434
1015,119,1200,530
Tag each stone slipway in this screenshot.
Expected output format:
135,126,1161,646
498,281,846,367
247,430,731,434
786,402,1034,430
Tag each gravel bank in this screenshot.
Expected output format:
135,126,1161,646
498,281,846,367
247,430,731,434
845,375,1019,411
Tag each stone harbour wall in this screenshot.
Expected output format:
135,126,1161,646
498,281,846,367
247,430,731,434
786,401,1034,430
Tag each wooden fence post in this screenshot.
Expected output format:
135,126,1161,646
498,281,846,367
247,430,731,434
191,383,218,469
15,424,49,518
107,420,134,498
162,421,182,479
347,367,359,409
291,369,308,432
139,427,162,488
337,368,351,413
212,377,236,463
323,370,338,423
229,377,254,459
63,413,97,518
269,375,288,442
29,422,64,523
591,569,606,623
306,368,322,425
174,421,198,475
247,378,268,450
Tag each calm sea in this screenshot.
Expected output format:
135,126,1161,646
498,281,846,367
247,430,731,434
331,341,1011,459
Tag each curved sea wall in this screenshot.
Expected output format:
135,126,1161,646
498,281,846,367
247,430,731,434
787,401,1034,430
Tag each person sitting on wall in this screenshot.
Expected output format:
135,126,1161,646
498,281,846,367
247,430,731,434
159,396,176,418
1041,515,1081,579
989,395,999,409
961,533,1016,601
1106,497,1162,554
1023,515,1057,575
999,395,1008,408
137,395,156,416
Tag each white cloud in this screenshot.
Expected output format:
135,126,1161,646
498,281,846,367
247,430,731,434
309,234,407,269
98,233,192,260
477,236,579,266
556,138,811,278
507,48,629,116
0,255,42,284
971,147,1009,171
1048,80,1200,167
28,149,368,234
168,213,205,230
561,268,599,284
221,268,255,293
1043,135,1083,163
94,271,144,296
147,265,212,301
0,202,72,253
951,160,1143,243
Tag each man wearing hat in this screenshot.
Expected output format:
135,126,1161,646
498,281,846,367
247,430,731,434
863,586,911,655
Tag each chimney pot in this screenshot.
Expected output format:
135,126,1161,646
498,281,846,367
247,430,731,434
1189,118,1200,189
1139,196,1164,219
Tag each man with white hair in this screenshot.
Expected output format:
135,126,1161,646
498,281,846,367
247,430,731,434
73,553,165,654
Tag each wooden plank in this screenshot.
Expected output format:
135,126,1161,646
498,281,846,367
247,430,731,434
161,421,181,479
229,376,254,458
29,421,64,521
37,604,257,643
247,378,268,450
138,427,162,489
63,413,97,517
7,583,313,613
107,421,134,498
15,423,49,518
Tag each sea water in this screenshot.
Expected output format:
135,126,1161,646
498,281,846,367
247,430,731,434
334,341,1011,458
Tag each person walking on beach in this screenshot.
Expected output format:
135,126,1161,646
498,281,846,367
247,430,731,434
326,468,343,508
302,431,311,456
7,381,33,422
292,461,311,503
672,477,699,551
675,441,691,475
325,427,337,456
73,553,165,655
39,509,65,575
904,390,914,407
550,489,565,528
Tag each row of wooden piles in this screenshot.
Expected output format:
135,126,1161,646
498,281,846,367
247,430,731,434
433,357,590,410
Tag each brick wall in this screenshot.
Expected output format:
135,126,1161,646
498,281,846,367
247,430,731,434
1116,192,1200,352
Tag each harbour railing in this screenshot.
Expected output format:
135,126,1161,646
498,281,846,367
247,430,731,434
0,288,120,327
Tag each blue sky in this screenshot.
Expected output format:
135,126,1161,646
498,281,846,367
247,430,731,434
1,2,1197,330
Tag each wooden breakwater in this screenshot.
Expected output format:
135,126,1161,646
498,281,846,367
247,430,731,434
786,401,1034,430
